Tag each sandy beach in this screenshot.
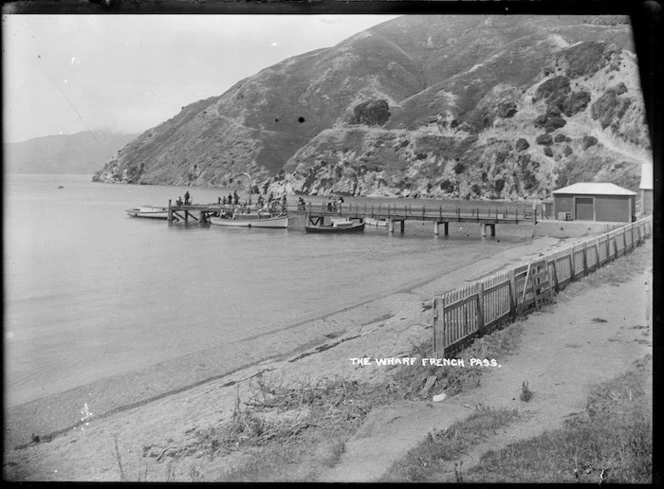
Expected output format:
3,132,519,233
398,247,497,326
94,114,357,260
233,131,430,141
4,230,647,481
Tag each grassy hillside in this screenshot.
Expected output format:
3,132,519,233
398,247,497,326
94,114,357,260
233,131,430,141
92,15,650,200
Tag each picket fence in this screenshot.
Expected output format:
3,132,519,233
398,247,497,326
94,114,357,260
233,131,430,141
432,216,653,357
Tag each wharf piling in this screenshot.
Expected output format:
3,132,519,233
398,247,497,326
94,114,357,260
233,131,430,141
167,200,223,224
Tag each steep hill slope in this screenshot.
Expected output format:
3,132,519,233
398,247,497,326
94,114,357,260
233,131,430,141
6,132,138,175
93,15,650,200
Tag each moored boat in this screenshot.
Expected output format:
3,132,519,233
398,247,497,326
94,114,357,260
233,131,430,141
304,221,365,234
126,205,170,220
365,217,389,227
209,212,289,229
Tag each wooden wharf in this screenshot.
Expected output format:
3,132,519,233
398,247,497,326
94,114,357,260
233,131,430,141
167,199,223,223
166,199,535,236
300,202,535,237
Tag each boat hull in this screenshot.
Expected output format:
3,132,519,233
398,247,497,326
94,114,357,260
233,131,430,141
304,222,365,234
126,207,169,220
209,215,289,229
365,218,389,227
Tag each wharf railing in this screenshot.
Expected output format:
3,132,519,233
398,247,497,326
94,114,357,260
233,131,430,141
432,216,652,357
298,201,534,224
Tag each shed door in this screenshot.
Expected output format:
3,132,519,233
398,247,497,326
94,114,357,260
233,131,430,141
575,197,594,221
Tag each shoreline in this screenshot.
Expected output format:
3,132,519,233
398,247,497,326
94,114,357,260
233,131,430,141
4,233,570,452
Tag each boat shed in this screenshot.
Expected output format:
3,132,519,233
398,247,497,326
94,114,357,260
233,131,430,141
639,163,653,215
552,182,636,223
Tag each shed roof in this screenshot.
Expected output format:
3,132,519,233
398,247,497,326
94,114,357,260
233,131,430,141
552,182,636,196
639,163,653,190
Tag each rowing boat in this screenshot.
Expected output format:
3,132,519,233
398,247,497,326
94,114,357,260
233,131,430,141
209,213,289,229
126,205,169,220
365,217,389,227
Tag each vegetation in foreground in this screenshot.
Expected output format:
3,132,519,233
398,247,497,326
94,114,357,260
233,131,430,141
465,355,652,483
380,405,521,482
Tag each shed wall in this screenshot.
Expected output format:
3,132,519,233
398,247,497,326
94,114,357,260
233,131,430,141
594,195,631,222
553,193,634,222
553,195,573,218
641,189,653,214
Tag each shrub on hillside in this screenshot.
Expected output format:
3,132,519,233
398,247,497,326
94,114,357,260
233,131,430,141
536,134,554,146
497,102,518,118
554,133,570,143
535,108,567,133
522,169,539,191
349,99,391,126
543,146,554,157
561,90,591,116
515,138,530,151
544,116,567,133
583,135,599,150
563,145,573,156
440,179,454,192
560,41,612,78
614,82,628,95
535,76,571,102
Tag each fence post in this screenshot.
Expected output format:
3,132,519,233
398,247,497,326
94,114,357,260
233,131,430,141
478,282,485,332
508,269,516,318
550,255,559,293
433,298,439,356
582,242,588,275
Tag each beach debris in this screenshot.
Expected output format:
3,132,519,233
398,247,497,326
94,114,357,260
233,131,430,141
432,392,447,402
591,317,608,323
419,375,437,397
520,380,533,402
31,434,40,444
80,402,93,422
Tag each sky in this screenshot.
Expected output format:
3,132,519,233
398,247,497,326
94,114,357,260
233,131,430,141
2,14,399,143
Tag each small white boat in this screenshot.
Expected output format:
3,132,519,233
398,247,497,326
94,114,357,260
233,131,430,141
365,217,389,227
209,212,289,229
126,205,170,220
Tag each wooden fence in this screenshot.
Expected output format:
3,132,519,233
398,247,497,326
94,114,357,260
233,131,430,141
433,216,652,357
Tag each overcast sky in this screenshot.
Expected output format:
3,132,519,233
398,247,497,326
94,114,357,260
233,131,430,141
3,14,399,143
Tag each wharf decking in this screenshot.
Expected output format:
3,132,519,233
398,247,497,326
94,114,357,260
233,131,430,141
167,199,536,236
302,202,535,236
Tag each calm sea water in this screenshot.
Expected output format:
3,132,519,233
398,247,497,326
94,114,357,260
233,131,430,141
4,174,533,407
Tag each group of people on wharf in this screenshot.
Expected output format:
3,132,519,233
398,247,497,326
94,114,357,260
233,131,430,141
326,195,344,212
175,191,192,206
173,190,347,216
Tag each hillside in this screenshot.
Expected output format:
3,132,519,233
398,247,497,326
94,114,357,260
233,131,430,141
93,15,651,200
5,132,139,175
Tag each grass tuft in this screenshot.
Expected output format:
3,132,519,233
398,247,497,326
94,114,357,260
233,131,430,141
520,381,532,402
